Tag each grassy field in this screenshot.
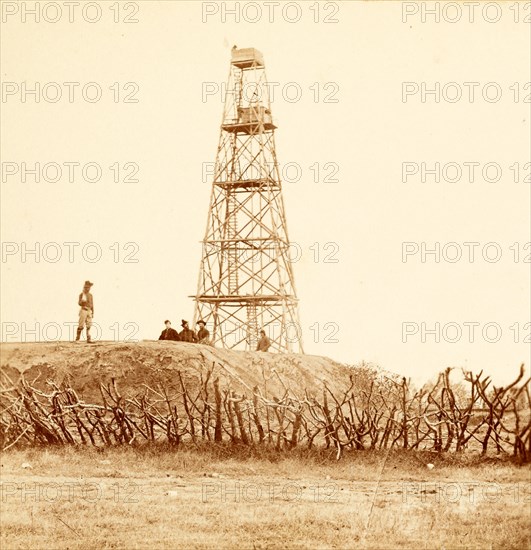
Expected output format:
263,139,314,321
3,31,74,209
1,445,530,550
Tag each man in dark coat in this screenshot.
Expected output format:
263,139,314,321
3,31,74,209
159,320,180,341
256,329,271,352
179,320,197,343
76,280,94,343
196,320,211,344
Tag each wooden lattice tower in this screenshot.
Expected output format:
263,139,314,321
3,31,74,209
193,48,303,353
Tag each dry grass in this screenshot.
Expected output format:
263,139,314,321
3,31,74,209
1,445,530,549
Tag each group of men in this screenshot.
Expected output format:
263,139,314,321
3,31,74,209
158,319,210,344
75,280,272,351
158,320,271,351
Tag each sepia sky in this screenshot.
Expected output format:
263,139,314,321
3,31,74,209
1,1,529,385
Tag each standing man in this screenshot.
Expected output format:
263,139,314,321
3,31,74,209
159,320,180,341
256,329,271,352
179,320,197,343
196,320,211,345
76,281,94,343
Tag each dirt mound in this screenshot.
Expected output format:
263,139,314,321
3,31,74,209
0,341,349,403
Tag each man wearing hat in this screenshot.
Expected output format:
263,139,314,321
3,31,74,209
76,281,94,343
179,320,197,343
196,320,211,345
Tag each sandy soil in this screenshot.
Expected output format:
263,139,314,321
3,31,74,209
0,340,350,404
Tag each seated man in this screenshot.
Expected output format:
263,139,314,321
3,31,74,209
179,320,197,343
256,329,271,352
159,320,180,341
196,320,211,345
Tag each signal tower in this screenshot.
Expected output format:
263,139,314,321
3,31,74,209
193,48,303,353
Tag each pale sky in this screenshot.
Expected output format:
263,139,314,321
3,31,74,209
1,1,529,385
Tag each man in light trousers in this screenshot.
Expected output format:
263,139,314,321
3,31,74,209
76,280,94,343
